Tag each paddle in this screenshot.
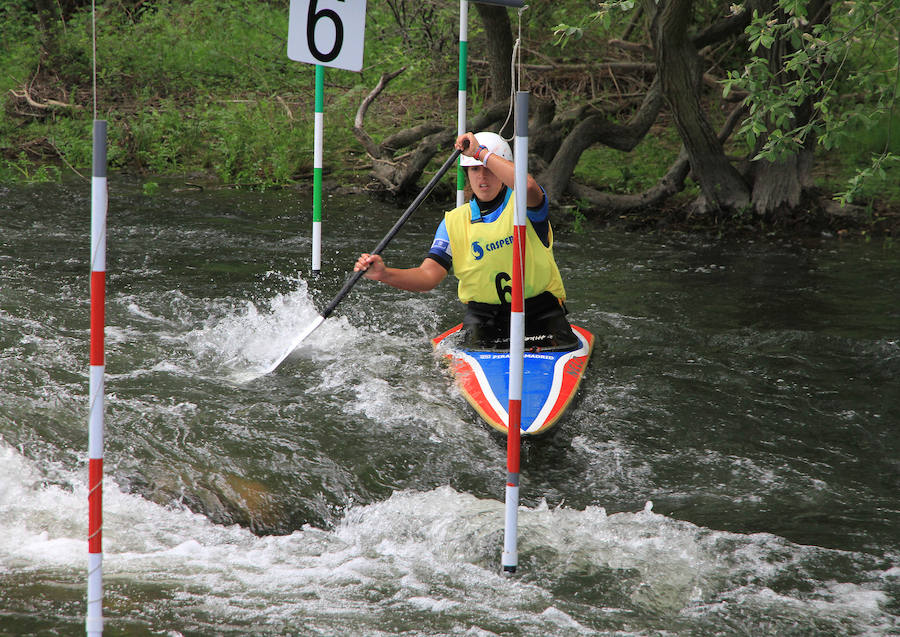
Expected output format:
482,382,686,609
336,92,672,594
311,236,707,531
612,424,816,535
253,142,466,377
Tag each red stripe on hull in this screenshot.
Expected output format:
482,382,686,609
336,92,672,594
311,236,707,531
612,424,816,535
452,359,506,429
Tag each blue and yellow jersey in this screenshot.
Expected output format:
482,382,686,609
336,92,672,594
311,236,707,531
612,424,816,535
427,187,566,305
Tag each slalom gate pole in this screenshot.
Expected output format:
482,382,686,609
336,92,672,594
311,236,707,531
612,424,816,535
87,3,106,631
312,65,324,272
87,118,107,635
457,0,468,207
502,90,528,574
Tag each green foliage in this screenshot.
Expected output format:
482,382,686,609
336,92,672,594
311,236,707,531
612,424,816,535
1,0,899,220
0,0,41,95
124,100,210,174
721,0,900,200
835,152,900,205
552,1,634,47
205,100,313,185
0,0,466,185
566,199,590,233
0,152,61,183
45,117,93,169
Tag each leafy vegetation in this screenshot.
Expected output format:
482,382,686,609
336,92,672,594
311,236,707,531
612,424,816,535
719,1,900,205
0,0,897,236
1,0,462,184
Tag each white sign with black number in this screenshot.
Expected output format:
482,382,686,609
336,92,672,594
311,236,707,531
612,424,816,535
287,0,367,71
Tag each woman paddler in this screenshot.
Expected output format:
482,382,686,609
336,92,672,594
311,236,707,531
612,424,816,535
354,131,578,351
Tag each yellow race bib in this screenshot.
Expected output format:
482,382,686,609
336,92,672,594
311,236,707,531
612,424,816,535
445,195,566,304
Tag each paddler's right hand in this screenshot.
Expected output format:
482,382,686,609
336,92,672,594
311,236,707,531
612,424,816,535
354,253,385,280
455,132,477,158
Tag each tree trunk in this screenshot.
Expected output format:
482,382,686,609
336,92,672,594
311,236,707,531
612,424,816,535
748,0,830,215
648,0,750,214
751,149,815,215
473,3,515,104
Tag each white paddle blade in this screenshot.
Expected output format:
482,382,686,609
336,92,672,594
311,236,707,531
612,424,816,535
233,314,325,383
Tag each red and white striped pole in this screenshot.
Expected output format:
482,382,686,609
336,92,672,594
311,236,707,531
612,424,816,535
502,91,528,574
87,118,107,636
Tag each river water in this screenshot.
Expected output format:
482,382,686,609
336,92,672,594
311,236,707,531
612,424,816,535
0,178,897,635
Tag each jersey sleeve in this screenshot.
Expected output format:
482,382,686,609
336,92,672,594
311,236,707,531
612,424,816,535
426,218,452,270
526,186,550,223
527,187,551,247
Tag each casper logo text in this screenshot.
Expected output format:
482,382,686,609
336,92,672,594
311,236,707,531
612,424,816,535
471,235,514,260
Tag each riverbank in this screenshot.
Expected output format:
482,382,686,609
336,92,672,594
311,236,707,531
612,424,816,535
2,1,897,242
68,168,897,247
589,194,900,242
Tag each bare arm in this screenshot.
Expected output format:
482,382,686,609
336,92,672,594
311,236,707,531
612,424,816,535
455,132,545,208
354,254,447,292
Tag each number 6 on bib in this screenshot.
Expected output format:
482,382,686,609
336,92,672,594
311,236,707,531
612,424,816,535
287,0,367,71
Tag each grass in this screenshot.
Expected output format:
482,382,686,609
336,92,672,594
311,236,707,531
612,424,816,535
573,125,686,194
0,0,457,185
0,0,897,235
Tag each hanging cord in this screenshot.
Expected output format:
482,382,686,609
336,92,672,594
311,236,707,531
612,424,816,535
498,5,528,142
91,0,98,120
516,5,525,93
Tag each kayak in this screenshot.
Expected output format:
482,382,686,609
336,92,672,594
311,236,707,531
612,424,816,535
431,324,594,436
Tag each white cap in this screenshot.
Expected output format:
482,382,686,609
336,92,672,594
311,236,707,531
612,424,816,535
460,131,513,166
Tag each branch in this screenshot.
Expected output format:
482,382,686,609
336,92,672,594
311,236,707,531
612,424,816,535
571,102,748,213
693,6,754,49
469,58,655,76
353,67,406,159
608,38,652,55
381,124,445,153
540,75,665,199
9,87,82,110
569,147,691,213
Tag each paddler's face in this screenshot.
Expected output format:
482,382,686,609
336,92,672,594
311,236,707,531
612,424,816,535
466,165,503,202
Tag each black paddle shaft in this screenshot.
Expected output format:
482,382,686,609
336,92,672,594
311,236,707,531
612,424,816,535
319,144,465,319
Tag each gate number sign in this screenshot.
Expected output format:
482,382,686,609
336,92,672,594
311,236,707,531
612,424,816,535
288,0,367,71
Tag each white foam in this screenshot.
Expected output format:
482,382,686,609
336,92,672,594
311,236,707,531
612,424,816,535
183,279,336,376
1,443,895,635
0,445,86,571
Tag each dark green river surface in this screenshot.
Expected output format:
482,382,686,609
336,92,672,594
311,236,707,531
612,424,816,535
1,178,898,636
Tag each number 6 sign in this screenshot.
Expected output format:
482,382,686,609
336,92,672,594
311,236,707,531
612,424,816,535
288,0,367,71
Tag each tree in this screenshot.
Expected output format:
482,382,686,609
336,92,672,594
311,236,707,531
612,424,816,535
726,0,899,208
551,0,899,217
649,0,750,213
353,0,519,195
356,0,899,222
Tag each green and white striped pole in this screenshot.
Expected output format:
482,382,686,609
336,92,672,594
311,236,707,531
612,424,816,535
312,64,324,272
457,0,468,207
461,1,525,208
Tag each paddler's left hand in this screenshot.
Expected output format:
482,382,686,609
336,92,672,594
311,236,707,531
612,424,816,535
354,253,385,280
